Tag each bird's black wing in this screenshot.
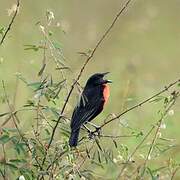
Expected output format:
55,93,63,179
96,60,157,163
70,92,103,132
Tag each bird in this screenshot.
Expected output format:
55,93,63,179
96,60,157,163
69,72,112,147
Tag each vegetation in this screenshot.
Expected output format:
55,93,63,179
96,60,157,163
0,0,180,179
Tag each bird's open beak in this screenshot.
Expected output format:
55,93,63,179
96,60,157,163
102,72,110,76
102,72,112,83
106,79,112,83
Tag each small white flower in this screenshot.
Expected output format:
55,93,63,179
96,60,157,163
111,113,117,118
139,154,145,159
56,22,61,27
168,110,174,116
117,155,123,160
129,157,133,162
15,72,21,76
157,131,162,138
64,171,69,176
147,154,151,160
47,10,55,20
68,174,74,180
46,10,55,26
39,25,45,34
80,177,86,180
113,158,118,163
19,175,25,180
0,57,4,63
7,4,18,16
34,91,41,99
160,123,166,129
127,98,133,101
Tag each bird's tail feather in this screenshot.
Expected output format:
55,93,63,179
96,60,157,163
69,128,80,147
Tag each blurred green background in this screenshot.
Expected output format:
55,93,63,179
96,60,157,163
0,0,180,179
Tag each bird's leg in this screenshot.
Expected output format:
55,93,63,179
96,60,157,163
83,124,96,139
83,124,91,133
87,121,100,129
87,122,101,136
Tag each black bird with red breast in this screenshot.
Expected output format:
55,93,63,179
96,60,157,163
69,72,112,147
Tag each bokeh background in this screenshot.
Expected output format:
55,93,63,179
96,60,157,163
0,0,180,179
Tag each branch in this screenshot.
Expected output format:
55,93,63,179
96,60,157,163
99,134,136,139
98,78,180,130
0,0,20,45
171,167,180,180
89,78,179,140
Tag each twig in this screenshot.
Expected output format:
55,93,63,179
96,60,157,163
0,0,20,45
46,149,68,172
45,0,132,158
0,171,5,180
99,78,180,130
99,134,136,138
171,167,180,180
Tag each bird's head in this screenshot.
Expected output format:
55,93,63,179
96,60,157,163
86,72,112,87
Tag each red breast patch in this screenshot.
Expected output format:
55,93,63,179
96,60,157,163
103,84,110,105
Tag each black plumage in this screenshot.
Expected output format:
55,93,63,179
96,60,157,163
69,73,111,147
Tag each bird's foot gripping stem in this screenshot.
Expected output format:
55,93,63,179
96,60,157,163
88,126,102,139
95,126,101,137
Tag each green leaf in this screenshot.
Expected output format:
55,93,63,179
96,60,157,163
97,150,101,163
147,167,159,180
38,63,46,76
28,82,42,90
47,107,59,118
136,131,144,138
14,143,26,155
52,41,63,49
45,128,50,136
23,100,35,107
24,44,44,51
0,134,10,144
0,112,10,117
9,159,27,164
19,168,33,180
0,27,5,35
5,162,18,171
60,127,70,138
48,31,53,36
16,73,28,84
2,128,18,133
149,96,165,103
112,139,118,148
